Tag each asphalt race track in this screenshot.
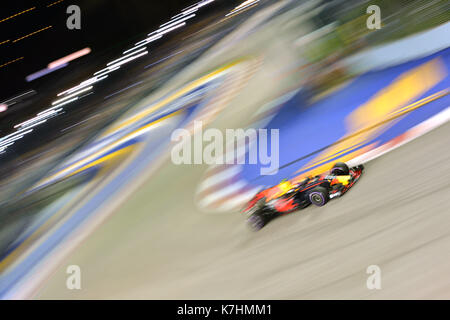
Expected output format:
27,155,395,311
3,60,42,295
35,121,450,299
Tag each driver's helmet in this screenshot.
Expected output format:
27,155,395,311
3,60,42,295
278,179,292,193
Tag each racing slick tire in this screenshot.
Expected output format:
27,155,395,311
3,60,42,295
308,186,330,207
247,212,271,231
331,162,349,175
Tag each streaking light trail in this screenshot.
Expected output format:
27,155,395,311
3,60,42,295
39,98,79,115
155,22,186,37
52,86,93,105
107,47,147,66
123,45,147,55
48,47,91,69
57,75,108,97
151,14,195,36
106,50,148,69
26,63,68,82
14,109,62,129
1,90,36,105
133,34,162,49
94,66,121,78
160,13,194,28
226,0,259,17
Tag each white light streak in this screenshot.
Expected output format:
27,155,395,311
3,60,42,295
156,22,186,37
226,0,259,16
106,51,148,69
57,75,107,97
14,109,61,129
123,45,147,55
107,47,147,66
52,86,93,105
133,35,162,50
0,127,34,143
152,14,195,36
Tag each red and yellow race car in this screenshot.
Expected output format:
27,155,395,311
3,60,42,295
243,162,364,230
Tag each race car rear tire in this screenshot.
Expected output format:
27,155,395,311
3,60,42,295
308,186,329,207
247,212,269,231
331,162,349,175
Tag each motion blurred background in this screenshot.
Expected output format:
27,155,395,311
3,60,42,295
0,0,449,299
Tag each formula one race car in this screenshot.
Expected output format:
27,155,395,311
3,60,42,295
243,162,364,230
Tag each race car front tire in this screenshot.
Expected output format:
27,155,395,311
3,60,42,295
308,186,330,207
